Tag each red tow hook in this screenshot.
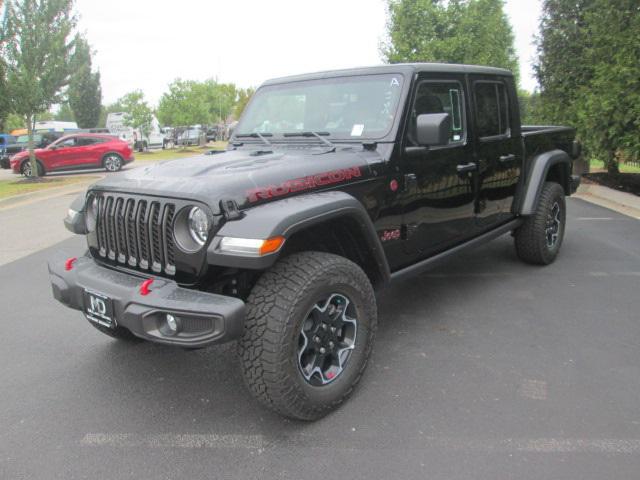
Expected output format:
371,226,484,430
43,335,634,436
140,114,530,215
139,278,154,296
64,257,77,271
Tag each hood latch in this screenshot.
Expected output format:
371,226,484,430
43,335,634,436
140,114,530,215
220,199,244,221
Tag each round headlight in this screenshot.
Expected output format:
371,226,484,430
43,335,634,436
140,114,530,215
85,195,99,232
188,207,209,245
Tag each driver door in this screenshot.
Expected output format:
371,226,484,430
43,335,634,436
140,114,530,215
401,76,477,260
48,136,80,169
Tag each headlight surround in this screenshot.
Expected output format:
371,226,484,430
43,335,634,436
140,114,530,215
188,207,210,245
85,195,99,232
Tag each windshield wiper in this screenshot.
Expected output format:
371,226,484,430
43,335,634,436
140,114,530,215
235,132,272,146
283,131,335,150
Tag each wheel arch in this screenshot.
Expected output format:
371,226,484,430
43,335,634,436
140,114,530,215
518,149,571,215
207,192,391,289
20,157,46,175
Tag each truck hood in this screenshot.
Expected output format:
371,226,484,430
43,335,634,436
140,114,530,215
90,146,379,213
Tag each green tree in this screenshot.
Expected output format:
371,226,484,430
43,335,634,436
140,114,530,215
157,78,238,126
118,90,153,138
1,0,14,132
55,102,75,121
534,0,594,126
5,112,23,131
234,87,255,119
67,34,101,128
157,79,209,126
578,0,640,173
383,0,519,83
535,0,640,173
2,0,76,177
518,89,546,125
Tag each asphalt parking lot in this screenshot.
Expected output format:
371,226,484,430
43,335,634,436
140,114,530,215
1,198,639,479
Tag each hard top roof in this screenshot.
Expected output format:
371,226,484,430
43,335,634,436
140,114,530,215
262,63,513,86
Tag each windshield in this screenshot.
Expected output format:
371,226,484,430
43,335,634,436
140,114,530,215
236,74,405,140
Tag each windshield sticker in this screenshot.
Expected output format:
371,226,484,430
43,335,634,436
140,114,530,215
247,167,362,203
390,77,400,87
351,124,365,137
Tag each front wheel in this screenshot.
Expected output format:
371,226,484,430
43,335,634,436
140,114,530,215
103,154,123,172
514,181,566,265
21,160,45,177
238,252,377,421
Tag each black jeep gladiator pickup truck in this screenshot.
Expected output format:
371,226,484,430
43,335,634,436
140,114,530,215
49,63,581,420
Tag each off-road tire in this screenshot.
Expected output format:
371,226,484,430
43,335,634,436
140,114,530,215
238,251,377,421
514,181,566,265
89,322,143,342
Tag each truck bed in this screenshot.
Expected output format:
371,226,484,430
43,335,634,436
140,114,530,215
522,125,576,163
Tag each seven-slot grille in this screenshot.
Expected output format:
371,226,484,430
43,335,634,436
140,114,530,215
94,193,177,276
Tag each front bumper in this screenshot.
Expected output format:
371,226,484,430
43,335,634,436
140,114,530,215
48,252,246,347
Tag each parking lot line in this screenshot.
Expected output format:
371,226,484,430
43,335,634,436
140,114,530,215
80,433,640,454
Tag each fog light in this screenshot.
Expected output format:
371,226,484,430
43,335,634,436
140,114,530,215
166,314,179,334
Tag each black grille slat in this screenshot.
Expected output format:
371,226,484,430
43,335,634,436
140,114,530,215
92,194,177,276
124,199,137,266
149,202,163,273
137,200,149,269
162,204,176,274
96,196,107,256
105,197,116,260
114,197,127,263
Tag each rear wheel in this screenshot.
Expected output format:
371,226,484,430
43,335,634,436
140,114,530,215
103,153,123,172
239,251,377,421
514,181,566,265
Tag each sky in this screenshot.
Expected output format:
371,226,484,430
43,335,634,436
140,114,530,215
75,0,543,105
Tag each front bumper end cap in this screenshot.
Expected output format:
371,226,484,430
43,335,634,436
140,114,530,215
48,252,246,347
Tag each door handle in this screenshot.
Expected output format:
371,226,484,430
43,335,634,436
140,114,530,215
499,154,516,164
456,162,478,174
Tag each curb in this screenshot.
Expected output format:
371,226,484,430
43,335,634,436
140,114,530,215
575,183,640,220
0,179,97,210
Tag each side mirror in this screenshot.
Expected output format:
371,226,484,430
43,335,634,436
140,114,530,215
49,145,58,150
416,113,451,147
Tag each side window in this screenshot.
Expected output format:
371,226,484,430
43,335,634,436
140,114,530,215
59,137,77,147
474,82,510,138
411,81,465,146
77,137,99,146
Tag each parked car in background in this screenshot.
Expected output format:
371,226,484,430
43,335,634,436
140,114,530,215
2,132,65,168
178,126,203,146
10,133,134,177
0,134,16,168
160,127,176,149
106,112,165,152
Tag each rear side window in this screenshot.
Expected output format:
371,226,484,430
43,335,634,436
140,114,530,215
474,82,509,138
77,137,102,146
411,81,465,145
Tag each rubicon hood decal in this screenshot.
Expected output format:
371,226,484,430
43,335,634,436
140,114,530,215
247,167,362,203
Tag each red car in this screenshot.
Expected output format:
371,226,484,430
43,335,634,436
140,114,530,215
11,133,134,176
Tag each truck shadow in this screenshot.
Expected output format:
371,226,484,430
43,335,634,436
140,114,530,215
85,236,535,435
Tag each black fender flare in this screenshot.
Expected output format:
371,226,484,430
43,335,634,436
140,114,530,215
207,191,391,284
518,149,571,215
